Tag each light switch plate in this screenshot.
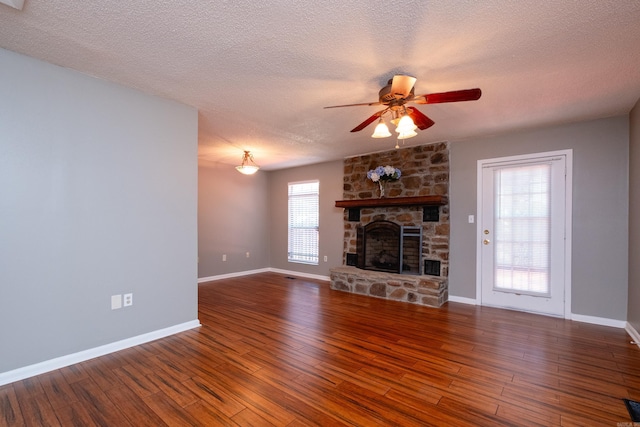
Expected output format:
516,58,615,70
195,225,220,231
111,295,122,310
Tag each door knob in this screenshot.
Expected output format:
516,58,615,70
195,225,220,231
483,239,490,245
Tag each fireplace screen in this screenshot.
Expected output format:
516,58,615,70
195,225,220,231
356,220,422,275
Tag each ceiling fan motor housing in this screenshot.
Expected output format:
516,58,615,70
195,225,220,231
378,83,415,105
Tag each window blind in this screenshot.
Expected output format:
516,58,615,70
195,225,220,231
288,181,319,264
494,163,551,294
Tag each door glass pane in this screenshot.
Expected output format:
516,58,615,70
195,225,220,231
494,164,550,295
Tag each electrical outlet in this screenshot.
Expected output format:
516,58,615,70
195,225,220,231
246,252,250,258
324,255,328,262
222,254,227,261
111,294,122,310
123,293,133,307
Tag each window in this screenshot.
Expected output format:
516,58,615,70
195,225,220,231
494,163,551,294
288,180,319,264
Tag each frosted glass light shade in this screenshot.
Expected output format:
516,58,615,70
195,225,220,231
395,114,417,134
372,121,391,138
397,129,418,140
235,165,260,175
236,150,260,174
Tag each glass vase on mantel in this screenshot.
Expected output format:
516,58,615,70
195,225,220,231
378,180,386,198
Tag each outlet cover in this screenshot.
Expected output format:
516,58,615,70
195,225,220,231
123,293,133,307
111,294,122,310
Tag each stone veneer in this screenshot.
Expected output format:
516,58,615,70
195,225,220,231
330,142,449,307
330,266,448,307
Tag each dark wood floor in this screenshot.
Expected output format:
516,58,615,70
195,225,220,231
2,272,639,426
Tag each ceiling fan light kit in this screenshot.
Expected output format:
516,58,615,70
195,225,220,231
235,150,260,175
397,128,418,140
372,119,392,138
324,74,482,142
395,114,417,133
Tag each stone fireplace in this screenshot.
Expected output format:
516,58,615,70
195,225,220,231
330,143,449,307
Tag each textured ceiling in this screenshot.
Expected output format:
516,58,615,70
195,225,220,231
1,1,640,170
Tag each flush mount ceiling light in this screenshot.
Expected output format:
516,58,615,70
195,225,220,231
235,150,260,175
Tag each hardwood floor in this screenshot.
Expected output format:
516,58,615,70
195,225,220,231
2,272,639,426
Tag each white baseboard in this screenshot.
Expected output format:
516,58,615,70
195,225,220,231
197,268,271,283
570,313,627,328
267,268,330,282
198,268,329,284
448,297,628,330
0,319,201,387
626,322,640,348
447,295,477,305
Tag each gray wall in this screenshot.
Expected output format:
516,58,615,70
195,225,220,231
0,48,198,373
629,100,640,331
198,164,269,277
268,160,344,277
450,116,629,320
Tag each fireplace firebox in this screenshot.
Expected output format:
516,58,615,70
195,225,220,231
356,220,422,275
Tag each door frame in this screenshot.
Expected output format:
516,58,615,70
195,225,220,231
475,149,573,318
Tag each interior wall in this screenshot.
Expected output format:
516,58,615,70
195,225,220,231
268,160,344,277
629,99,640,331
450,116,629,320
0,48,198,374
198,164,269,278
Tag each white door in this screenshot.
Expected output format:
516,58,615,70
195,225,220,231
477,151,572,317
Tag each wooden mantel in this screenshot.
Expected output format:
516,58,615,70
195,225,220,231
334,195,447,209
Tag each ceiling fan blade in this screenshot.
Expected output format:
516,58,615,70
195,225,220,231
406,107,435,130
412,88,482,104
350,111,382,132
324,101,381,109
390,75,417,98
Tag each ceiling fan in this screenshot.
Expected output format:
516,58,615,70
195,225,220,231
324,75,481,140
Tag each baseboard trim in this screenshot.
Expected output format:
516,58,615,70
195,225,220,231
570,313,626,328
448,297,627,329
0,319,201,387
626,323,640,348
198,268,329,283
447,296,477,305
267,268,330,282
198,268,271,283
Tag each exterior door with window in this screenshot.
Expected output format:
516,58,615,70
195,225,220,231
477,151,571,317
